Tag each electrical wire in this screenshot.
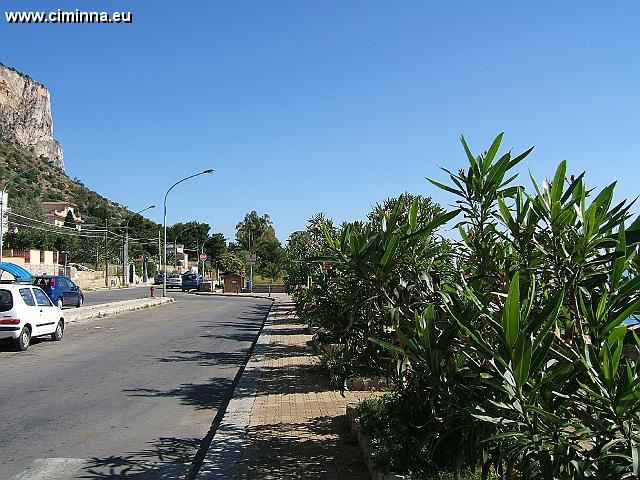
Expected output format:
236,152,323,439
7,211,109,233
7,221,108,239
7,212,160,244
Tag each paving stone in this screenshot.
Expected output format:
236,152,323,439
198,297,378,479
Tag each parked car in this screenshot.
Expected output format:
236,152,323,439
0,284,65,351
33,275,84,309
181,273,203,292
154,272,165,285
166,274,182,289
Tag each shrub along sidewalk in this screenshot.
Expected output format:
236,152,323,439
286,134,640,478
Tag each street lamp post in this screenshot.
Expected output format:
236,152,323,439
123,204,155,285
0,165,41,264
163,169,215,297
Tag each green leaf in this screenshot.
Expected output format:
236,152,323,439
402,208,461,241
408,197,418,231
612,224,626,290
458,225,471,245
379,235,399,269
523,405,562,423
426,177,463,196
460,134,476,164
507,145,534,169
605,297,640,334
368,337,405,355
551,160,567,204
561,171,585,203
497,197,515,227
514,334,532,388
484,132,504,167
503,272,521,349
322,224,336,250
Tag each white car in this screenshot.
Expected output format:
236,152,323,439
0,284,65,351
166,274,183,289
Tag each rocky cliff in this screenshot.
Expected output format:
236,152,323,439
0,64,64,170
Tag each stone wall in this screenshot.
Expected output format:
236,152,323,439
251,284,287,294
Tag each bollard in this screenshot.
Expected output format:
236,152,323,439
150,285,155,297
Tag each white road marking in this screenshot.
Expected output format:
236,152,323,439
14,458,86,479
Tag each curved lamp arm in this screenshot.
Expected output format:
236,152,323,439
162,169,214,296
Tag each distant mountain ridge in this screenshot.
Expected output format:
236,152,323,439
0,63,64,170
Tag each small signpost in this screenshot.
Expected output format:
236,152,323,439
245,254,257,293
199,253,208,261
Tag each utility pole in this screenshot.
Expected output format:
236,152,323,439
122,230,127,285
248,229,253,293
104,217,109,288
122,205,155,286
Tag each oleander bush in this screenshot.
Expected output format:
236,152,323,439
286,134,640,478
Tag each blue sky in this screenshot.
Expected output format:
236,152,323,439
1,1,639,243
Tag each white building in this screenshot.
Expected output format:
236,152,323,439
41,202,85,231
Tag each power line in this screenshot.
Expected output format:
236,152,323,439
8,211,109,233
7,221,107,239
7,212,158,243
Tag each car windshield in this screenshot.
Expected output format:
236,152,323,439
34,277,53,287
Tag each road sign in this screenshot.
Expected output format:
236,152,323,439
245,254,257,265
199,253,208,261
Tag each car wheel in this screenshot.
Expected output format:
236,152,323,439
57,298,63,309
76,296,83,308
16,326,30,351
51,320,64,341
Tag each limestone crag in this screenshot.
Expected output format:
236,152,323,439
0,64,64,170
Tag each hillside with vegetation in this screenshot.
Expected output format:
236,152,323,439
0,137,128,224
0,137,256,277
0,137,161,267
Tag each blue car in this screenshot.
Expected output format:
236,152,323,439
33,275,84,309
181,273,203,292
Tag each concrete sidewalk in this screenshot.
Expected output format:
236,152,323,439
64,296,174,324
197,295,377,479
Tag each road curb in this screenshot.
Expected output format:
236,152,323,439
64,297,175,324
193,291,276,302
189,298,280,479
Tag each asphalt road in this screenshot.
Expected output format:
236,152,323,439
81,285,167,307
0,294,272,479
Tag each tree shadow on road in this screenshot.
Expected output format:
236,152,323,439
124,377,233,410
79,436,201,479
158,349,248,367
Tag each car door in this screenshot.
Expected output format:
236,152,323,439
18,288,41,335
64,278,79,304
32,287,58,334
58,278,72,306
